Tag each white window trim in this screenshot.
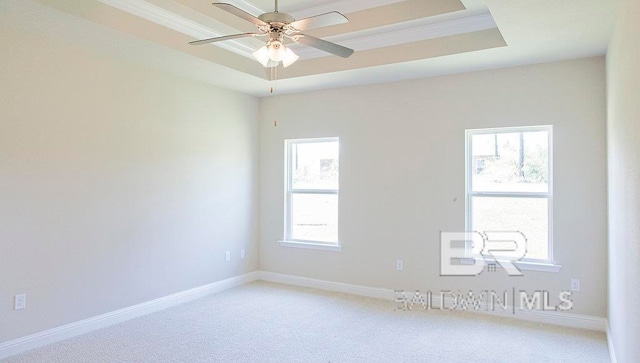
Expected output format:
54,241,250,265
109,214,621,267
465,125,558,267
279,240,343,252
458,257,561,273
282,137,341,251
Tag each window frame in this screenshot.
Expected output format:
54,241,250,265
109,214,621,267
282,137,341,251
465,125,555,266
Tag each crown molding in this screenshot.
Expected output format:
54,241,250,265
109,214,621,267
290,12,498,59
98,0,256,58
225,0,267,16
289,0,407,19
354,12,497,50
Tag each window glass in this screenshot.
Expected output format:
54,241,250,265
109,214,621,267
291,193,338,242
472,131,549,193
291,141,339,190
286,138,339,245
471,196,548,260
466,126,552,262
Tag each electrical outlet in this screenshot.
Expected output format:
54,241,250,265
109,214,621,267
240,249,245,259
570,279,581,292
14,294,26,310
225,251,230,262
396,260,404,271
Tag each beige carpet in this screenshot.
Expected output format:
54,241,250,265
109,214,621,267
4,281,609,362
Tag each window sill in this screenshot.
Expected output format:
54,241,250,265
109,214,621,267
514,260,562,273
278,240,342,252
458,258,562,273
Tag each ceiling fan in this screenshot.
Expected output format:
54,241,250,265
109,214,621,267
189,1,355,68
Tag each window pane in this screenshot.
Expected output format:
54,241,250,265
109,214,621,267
471,196,548,260
472,131,549,193
291,141,339,190
291,193,338,243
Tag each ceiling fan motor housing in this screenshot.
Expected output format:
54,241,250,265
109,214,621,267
258,12,295,28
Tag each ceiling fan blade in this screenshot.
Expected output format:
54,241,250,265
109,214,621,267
294,34,354,58
189,33,257,46
213,3,267,26
289,11,348,31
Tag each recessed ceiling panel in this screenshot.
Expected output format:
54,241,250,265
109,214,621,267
18,0,614,96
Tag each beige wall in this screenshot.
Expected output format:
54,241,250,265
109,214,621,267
259,57,607,317
0,0,616,348
607,0,640,361
0,27,259,343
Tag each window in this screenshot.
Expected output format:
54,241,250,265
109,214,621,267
283,138,339,248
466,126,553,263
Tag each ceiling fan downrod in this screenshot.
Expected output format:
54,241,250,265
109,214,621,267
258,0,293,26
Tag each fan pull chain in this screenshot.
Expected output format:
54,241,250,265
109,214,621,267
271,84,277,127
271,66,278,127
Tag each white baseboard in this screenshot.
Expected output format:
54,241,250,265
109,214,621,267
463,299,607,331
1,270,612,360
257,270,607,332
258,271,394,301
607,323,617,363
0,272,259,360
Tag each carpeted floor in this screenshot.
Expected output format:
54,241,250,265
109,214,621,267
4,281,610,362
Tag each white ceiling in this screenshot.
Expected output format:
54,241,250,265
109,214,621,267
1,0,614,97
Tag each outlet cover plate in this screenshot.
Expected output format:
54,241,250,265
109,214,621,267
570,279,580,292
14,294,26,310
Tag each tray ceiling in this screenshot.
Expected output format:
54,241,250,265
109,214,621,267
2,0,614,96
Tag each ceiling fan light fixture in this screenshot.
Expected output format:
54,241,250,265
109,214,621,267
252,46,270,67
282,47,299,68
267,40,285,62
253,40,299,68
